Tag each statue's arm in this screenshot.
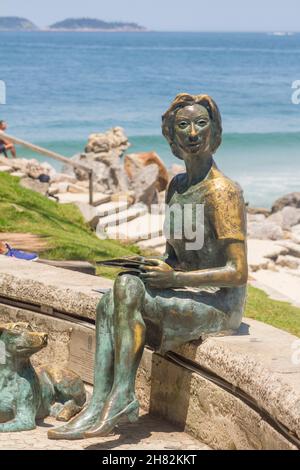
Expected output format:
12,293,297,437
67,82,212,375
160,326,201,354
174,241,248,288
141,240,247,289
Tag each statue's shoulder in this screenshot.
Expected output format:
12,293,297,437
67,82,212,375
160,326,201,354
207,164,244,199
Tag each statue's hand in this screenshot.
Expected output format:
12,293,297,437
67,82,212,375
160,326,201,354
140,259,178,289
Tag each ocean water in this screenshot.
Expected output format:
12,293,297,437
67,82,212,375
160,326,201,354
0,31,300,207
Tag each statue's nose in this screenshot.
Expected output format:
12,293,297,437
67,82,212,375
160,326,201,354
189,123,199,141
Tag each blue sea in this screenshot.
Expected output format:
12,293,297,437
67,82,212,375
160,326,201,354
1,31,300,208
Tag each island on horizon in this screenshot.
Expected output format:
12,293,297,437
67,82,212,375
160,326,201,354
48,18,147,32
0,16,38,31
0,16,147,32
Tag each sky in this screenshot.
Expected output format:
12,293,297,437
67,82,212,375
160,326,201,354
0,0,299,31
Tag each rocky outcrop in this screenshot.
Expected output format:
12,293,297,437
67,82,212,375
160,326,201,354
272,192,300,213
64,127,131,195
124,151,169,192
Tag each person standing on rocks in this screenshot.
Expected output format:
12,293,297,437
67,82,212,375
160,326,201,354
0,120,17,158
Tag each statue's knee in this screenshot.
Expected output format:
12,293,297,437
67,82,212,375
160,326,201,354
114,275,145,307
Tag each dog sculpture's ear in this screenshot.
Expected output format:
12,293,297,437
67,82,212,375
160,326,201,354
0,323,7,334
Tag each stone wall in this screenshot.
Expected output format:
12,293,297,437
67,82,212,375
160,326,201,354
0,257,299,449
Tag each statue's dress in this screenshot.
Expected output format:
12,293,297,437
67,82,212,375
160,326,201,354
141,161,247,354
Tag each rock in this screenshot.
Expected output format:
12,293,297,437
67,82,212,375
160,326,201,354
61,128,131,195
85,127,130,157
132,164,159,208
0,165,13,173
10,171,26,178
247,207,271,217
267,206,300,230
11,158,31,173
26,160,49,179
292,224,300,236
278,241,300,259
247,240,288,272
276,255,300,269
247,213,266,223
247,221,284,241
124,151,169,192
51,173,78,184
272,192,300,213
20,177,50,196
169,164,185,179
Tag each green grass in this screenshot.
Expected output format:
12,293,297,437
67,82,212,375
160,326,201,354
0,173,139,278
245,285,300,337
1,173,300,336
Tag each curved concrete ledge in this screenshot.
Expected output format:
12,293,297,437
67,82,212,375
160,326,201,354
0,257,299,449
173,321,300,444
0,257,112,319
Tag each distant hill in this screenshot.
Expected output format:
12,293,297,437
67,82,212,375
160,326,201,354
0,16,38,31
49,18,146,32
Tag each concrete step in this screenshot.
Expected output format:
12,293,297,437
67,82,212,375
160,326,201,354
97,204,149,230
57,192,110,205
95,200,129,218
138,235,166,250
105,212,165,241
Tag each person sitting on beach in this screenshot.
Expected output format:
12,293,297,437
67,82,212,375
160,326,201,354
0,241,38,261
0,120,17,158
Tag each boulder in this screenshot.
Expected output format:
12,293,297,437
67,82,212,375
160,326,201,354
247,221,284,241
51,173,78,184
247,207,271,217
85,127,130,157
20,177,50,196
267,206,300,230
132,164,159,208
278,241,300,259
247,213,266,223
276,255,300,269
272,192,300,213
124,151,169,192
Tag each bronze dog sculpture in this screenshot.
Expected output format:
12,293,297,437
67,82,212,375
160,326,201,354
0,322,86,432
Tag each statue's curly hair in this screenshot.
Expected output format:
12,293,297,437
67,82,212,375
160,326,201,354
162,93,222,159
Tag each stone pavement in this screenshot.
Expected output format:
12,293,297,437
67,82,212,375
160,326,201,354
0,411,211,451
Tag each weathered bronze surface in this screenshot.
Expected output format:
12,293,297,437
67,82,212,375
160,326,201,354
0,322,86,432
49,94,248,440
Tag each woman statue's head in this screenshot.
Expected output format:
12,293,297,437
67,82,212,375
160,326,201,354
162,94,222,160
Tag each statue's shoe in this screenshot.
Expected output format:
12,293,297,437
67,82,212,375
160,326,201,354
48,411,100,440
84,399,139,438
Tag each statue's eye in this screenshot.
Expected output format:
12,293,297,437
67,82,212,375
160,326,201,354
178,121,189,129
196,120,208,127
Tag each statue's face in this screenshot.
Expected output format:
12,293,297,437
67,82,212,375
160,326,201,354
174,104,212,156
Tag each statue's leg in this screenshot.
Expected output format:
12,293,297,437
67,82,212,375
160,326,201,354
48,290,115,440
85,274,146,438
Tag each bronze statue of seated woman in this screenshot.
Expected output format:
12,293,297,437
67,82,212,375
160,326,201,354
48,93,248,440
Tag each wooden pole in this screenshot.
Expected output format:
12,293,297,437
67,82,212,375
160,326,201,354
0,131,94,205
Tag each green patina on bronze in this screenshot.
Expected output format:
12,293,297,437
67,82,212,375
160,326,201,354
0,322,86,432
49,94,248,441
